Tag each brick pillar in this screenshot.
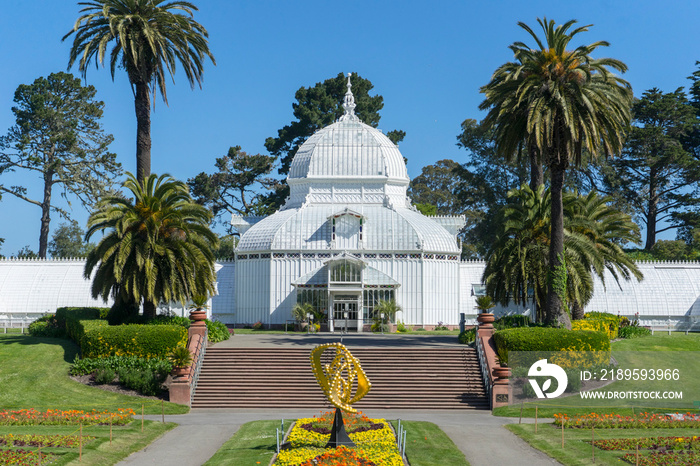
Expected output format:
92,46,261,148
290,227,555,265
169,374,191,405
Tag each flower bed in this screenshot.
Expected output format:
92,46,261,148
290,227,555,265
274,411,403,466
0,433,94,448
621,451,700,465
594,435,700,451
0,408,134,426
554,412,700,429
0,449,58,465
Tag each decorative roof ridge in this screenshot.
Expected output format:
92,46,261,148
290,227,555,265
339,73,359,122
425,214,468,220
0,257,87,262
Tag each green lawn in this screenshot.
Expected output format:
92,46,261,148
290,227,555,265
203,420,469,466
391,420,469,466
494,333,700,418
497,333,700,465
611,333,700,351
506,423,700,466
0,420,175,465
0,334,188,414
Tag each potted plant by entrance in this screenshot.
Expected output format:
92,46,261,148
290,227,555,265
169,346,193,378
475,295,496,327
291,303,314,332
372,299,401,333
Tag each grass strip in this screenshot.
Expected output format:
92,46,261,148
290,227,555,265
391,420,469,466
0,334,188,415
203,420,279,465
506,423,700,466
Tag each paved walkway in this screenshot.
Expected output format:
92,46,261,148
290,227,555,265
118,333,561,465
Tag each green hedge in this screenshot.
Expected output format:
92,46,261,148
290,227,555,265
56,307,109,342
494,327,610,369
80,324,187,359
494,327,610,353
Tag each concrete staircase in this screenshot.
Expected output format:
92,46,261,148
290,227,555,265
191,347,489,410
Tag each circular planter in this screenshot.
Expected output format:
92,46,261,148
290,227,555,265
173,366,189,378
477,312,495,328
492,366,511,380
189,309,207,327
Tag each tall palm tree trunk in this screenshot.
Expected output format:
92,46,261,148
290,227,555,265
529,142,543,190
143,299,157,320
134,82,151,184
571,300,585,320
547,161,571,329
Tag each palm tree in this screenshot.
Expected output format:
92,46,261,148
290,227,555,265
565,190,643,319
373,299,402,331
484,185,641,322
64,0,215,183
480,18,632,327
84,172,218,319
484,185,552,322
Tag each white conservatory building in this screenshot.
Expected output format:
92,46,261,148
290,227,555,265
2,76,700,333
231,76,466,330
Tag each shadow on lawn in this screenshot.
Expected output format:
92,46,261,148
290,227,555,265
0,334,79,363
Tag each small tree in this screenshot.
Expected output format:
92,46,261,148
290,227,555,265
372,299,402,332
48,221,94,258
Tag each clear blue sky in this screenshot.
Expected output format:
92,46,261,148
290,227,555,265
1,0,699,256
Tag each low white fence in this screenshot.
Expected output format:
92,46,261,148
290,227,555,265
0,313,44,333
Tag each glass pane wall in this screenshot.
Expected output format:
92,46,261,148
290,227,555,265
362,289,395,320
329,260,362,283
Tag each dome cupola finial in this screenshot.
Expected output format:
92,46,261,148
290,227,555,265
340,72,358,121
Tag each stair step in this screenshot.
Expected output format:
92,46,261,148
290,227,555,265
192,346,488,410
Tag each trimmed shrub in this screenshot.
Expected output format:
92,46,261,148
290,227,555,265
458,328,476,344
619,326,652,339
495,327,610,353
151,315,191,328
206,319,230,343
117,368,167,396
56,307,109,341
579,311,621,339
28,314,65,338
572,319,617,340
70,355,172,376
494,327,610,369
80,324,187,359
494,315,531,330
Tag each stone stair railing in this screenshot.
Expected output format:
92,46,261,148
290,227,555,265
475,313,511,409
169,314,209,406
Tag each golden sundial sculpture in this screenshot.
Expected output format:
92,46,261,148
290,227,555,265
310,342,372,447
